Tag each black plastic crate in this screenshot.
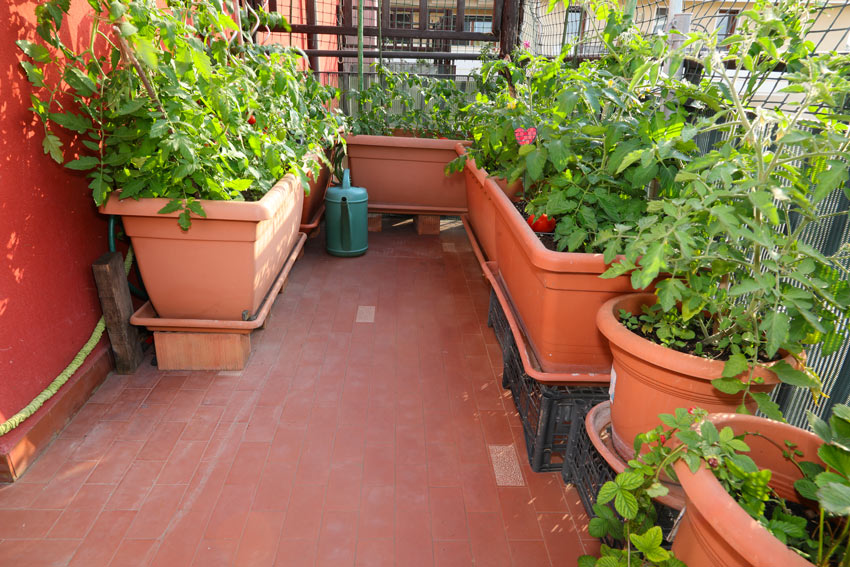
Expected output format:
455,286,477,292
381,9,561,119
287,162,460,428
563,409,681,543
488,290,609,472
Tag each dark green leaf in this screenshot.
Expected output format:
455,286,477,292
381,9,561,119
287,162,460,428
65,156,98,170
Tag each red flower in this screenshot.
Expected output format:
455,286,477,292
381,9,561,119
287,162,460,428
659,434,666,444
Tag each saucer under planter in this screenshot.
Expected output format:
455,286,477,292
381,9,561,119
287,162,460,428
346,135,471,214
130,234,306,370
100,174,304,321
671,413,821,567
597,293,785,461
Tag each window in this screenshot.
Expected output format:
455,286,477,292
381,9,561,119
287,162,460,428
563,7,584,43
389,9,414,29
464,17,492,34
716,10,738,42
653,7,668,35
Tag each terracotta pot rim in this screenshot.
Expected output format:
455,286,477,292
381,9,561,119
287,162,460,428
673,413,819,567
598,292,787,383
585,401,686,509
99,174,299,222
345,134,471,150
457,145,618,275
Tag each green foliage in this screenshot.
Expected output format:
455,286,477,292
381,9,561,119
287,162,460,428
19,0,346,229
349,64,475,139
585,405,850,566
451,0,699,254
600,0,850,407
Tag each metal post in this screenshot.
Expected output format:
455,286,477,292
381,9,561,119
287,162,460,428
358,0,364,94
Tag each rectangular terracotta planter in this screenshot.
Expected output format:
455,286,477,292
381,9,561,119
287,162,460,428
459,144,523,263
462,152,639,375
345,135,471,214
300,148,334,234
100,174,304,321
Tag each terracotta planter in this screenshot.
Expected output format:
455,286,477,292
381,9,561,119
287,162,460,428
101,174,304,321
300,149,335,233
460,145,523,264
597,293,784,460
672,413,821,567
345,135,471,214
468,154,640,375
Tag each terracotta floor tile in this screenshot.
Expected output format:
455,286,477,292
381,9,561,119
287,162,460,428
204,483,254,540
316,510,358,566
433,540,474,567
498,486,545,541
192,539,238,567
274,538,318,567
355,538,394,567
537,512,586,565
0,509,61,538
429,486,467,540
358,485,394,539
225,441,270,486
138,421,185,461
508,540,552,566
0,481,47,509
68,510,136,567
108,538,159,567
280,484,325,540
125,483,186,539
157,440,206,484
234,509,285,567
86,440,144,484
326,461,363,512
467,511,512,567
3,225,594,567
105,461,163,511
0,539,80,567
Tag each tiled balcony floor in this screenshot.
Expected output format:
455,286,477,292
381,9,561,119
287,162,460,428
0,218,596,566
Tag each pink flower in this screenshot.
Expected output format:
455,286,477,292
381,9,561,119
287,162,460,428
515,127,537,145
523,40,530,49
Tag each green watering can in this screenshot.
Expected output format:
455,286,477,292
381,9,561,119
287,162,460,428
325,169,368,257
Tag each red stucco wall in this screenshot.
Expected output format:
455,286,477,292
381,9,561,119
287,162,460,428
0,1,110,421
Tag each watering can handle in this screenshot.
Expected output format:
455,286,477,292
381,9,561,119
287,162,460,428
343,169,351,191
341,197,351,250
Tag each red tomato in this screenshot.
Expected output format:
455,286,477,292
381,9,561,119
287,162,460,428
248,115,256,125
526,214,556,233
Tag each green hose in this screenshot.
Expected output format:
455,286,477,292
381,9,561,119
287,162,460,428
0,248,135,437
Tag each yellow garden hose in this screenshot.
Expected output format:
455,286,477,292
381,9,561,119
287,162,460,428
0,248,135,437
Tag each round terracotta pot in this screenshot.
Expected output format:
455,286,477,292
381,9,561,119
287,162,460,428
597,293,784,460
672,413,821,567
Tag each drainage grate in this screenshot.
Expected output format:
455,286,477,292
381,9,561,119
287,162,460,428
489,444,525,486
355,305,376,323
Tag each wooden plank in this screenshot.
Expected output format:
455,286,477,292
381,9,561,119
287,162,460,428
381,0,390,29
154,332,251,371
456,0,465,32
499,0,520,57
492,0,503,33
268,0,277,11
286,24,494,41
343,0,353,27
92,252,144,374
419,0,428,30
